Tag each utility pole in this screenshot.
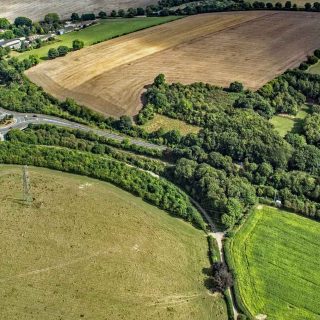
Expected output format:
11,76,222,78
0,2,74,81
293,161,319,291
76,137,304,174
22,165,32,205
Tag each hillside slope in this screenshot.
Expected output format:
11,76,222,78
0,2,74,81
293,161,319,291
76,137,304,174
0,165,227,320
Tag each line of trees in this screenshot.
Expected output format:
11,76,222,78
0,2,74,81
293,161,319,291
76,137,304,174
47,39,84,59
0,141,205,229
6,125,167,175
147,0,320,16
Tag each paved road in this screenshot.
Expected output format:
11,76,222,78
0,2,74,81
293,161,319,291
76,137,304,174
0,107,165,150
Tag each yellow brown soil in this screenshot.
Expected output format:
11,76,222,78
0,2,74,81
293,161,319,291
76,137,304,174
2,0,157,21
26,11,320,117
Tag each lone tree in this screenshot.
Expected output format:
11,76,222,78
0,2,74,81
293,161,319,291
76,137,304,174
98,11,107,19
154,74,166,87
57,46,69,57
14,16,32,27
211,262,233,292
48,48,59,59
44,13,60,24
71,13,80,21
72,39,84,51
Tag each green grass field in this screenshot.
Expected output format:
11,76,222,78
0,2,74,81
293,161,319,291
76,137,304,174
16,17,180,61
0,165,227,320
229,206,320,320
308,61,320,75
141,114,201,135
269,105,310,137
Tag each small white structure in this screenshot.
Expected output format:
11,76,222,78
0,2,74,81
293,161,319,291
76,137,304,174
0,38,22,50
275,199,282,207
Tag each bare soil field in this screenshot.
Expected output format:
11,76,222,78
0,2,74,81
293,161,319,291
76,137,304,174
26,11,320,117
2,0,157,21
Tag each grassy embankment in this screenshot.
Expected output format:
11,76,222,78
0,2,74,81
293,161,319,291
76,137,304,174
16,16,181,61
227,205,320,320
0,165,227,320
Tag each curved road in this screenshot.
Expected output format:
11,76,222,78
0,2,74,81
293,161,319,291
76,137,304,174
0,107,165,150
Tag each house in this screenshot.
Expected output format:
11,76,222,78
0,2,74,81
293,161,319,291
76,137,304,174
57,26,75,35
0,38,22,50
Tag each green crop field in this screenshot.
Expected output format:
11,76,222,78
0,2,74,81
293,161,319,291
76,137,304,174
16,16,180,61
229,206,320,320
0,165,227,320
270,105,310,137
141,114,201,135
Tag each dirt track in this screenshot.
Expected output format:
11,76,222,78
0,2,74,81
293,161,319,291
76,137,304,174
2,0,157,21
26,11,320,117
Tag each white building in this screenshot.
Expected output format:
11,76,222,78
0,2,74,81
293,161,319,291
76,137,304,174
0,38,22,50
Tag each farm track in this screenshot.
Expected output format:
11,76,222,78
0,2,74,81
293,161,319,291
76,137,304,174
2,0,157,21
26,11,320,118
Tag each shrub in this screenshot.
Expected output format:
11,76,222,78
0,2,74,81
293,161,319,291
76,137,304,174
305,2,312,9
211,262,233,292
48,48,59,59
314,49,320,58
285,0,292,8
307,55,319,65
228,81,244,93
72,39,84,50
57,46,69,57
299,62,309,70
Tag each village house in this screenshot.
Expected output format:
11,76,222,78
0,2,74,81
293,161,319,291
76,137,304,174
0,37,25,50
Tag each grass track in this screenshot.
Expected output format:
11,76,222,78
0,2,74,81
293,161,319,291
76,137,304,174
0,165,227,320
16,16,180,61
229,206,320,320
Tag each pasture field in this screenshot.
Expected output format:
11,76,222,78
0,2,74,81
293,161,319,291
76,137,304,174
269,105,310,136
26,11,320,117
16,17,181,61
141,114,201,135
229,206,320,320
0,165,227,320
2,0,157,21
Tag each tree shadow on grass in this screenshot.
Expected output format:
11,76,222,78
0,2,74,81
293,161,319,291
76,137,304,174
202,267,214,291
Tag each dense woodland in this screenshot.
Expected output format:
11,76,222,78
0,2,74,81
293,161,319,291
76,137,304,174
138,72,320,227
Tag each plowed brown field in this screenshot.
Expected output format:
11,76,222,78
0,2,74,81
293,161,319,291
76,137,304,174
26,11,320,117
2,0,157,21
